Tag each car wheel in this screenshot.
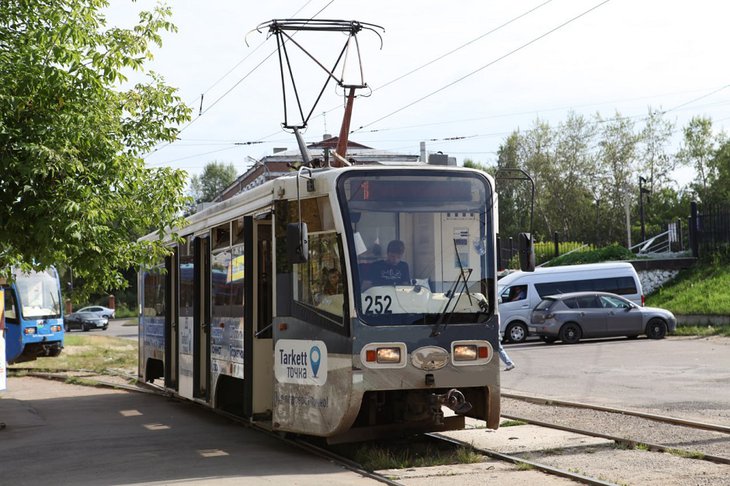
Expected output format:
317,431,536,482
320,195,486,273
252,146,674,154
64,324,70,332
559,322,582,344
103,325,108,331
505,323,528,343
82,323,90,332
646,318,667,339
540,336,557,344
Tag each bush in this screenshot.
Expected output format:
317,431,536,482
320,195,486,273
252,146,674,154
543,244,635,267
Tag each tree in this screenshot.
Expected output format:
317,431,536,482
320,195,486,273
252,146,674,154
595,112,639,246
189,161,238,206
637,108,675,188
0,0,192,298
710,139,730,202
676,116,719,203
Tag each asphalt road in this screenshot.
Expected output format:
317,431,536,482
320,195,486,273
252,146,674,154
501,335,730,425
65,317,139,340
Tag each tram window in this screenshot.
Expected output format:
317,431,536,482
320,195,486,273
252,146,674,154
143,265,166,317
3,288,17,321
294,231,345,318
179,237,194,317
212,223,230,251
211,245,245,315
275,196,344,321
232,217,245,246
275,196,335,269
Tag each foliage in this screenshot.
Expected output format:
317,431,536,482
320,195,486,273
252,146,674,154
645,256,730,315
542,244,635,267
676,116,721,203
0,0,191,299
188,161,238,206
533,240,596,266
489,109,704,248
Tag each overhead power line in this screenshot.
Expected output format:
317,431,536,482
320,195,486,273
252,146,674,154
145,0,335,158
352,0,612,134
306,0,556,128
377,0,554,92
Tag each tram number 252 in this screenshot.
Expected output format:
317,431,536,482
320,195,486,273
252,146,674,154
364,295,393,314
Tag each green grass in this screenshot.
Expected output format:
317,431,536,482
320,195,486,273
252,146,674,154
667,448,705,460
352,443,482,471
672,325,730,337
500,419,527,427
646,260,730,315
9,335,137,375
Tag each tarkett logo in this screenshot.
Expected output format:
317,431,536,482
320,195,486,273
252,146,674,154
275,339,327,385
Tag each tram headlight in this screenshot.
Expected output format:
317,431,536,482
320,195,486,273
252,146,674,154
453,344,477,361
51,324,62,333
451,340,492,366
361,343,406,368
24,327,37,335
375,347,401,364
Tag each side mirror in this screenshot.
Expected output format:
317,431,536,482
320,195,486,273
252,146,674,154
286,222,308,264
518,232,535,272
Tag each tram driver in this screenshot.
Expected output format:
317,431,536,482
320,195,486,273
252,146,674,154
361,239,411,289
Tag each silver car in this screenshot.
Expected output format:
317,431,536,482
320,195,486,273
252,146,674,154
530,291,677,344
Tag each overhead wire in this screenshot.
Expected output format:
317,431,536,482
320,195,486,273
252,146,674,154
145,0,334,161
149,1,572,166
352,0,612,134
304,0,556,130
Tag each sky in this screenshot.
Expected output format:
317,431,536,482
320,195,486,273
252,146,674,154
108,1,730,185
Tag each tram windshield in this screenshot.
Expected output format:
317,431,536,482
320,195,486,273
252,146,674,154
338,170,496,326
13,268,62,319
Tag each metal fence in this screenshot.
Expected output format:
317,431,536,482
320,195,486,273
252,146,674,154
694,202,730,257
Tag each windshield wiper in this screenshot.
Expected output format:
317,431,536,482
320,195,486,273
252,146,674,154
431,239,477,337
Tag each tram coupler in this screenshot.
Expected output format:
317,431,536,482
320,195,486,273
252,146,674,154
432,388,473,419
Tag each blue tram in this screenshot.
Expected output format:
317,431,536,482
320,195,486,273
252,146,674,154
2,267,64,363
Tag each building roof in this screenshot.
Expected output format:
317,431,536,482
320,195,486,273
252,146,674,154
214,135,421,202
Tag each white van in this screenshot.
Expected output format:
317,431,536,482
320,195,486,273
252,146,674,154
498,262,643,343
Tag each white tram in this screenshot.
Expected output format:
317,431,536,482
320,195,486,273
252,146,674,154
139,162,528,442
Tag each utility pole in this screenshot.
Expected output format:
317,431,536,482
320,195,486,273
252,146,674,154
639,176,651,242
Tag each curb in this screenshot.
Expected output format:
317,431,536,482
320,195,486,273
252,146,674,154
676,314,730,326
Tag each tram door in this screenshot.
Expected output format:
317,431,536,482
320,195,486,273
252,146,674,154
193,236,211,400
244,217,274,418
164,252,178,390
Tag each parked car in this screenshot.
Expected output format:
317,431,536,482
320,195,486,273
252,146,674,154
76,305,115,319
498,262,644,343
65,311,109,332
529,291,676,344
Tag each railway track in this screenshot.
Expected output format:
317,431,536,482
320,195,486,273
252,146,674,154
501,392,730,465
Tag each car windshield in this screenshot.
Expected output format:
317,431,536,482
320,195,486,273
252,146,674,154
338,170,496,326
